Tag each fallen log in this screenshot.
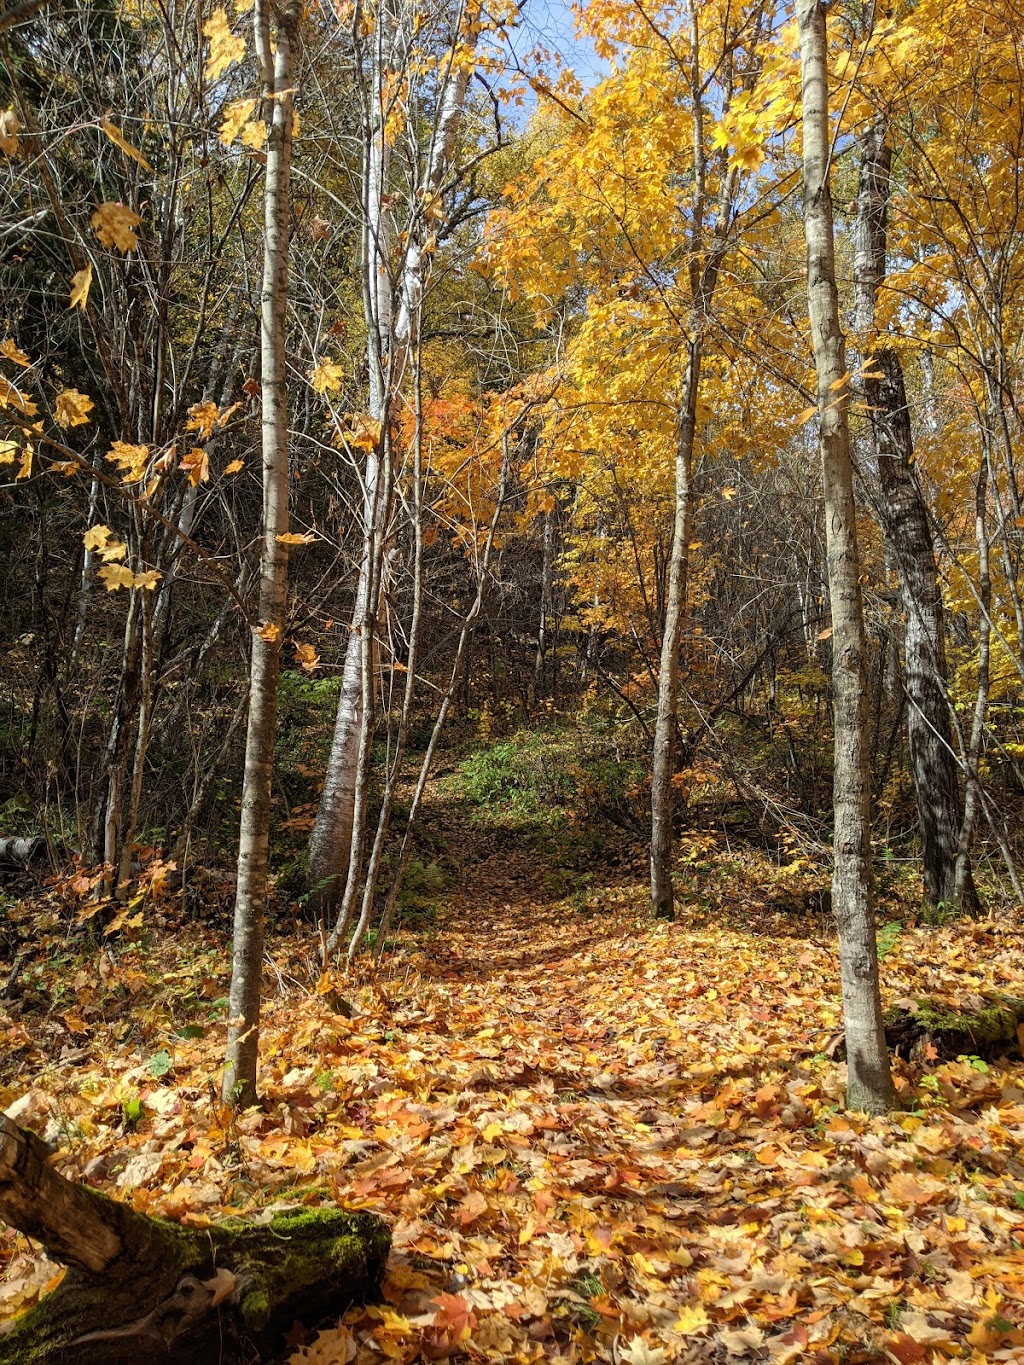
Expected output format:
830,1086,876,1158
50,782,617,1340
0,837,45,872
0,1113,390,1363
882,995,1024,1062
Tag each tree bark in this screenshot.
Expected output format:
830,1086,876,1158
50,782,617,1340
0,1114,389,1364
307,9,479,920
797,0,896,1113
223,0,297,1106
650,340,699,919
853,118,976,912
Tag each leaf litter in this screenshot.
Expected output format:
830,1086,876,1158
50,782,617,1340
1,828,1024,1363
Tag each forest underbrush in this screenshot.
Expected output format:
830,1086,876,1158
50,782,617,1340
2,750,1024,1364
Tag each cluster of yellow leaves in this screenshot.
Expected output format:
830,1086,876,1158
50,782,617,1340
0,335,37,478
203,8,246,82
219,97,264,150
186,399,239,440
334,413,382,453
82,525,160,591
0,437,33,480
178,447,209,486
91,202,142,253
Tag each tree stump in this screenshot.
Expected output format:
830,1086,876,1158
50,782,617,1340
0,1114,390,1363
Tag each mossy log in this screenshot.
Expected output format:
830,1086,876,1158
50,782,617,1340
0,1114,390,1363
882,995,1024,1061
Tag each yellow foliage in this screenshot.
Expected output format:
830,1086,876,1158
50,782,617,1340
91,202,142,253
203,8,246,82
55,389,94,428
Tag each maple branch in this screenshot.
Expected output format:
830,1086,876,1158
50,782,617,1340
9,421,252,621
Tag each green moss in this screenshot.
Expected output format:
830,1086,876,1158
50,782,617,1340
884,995,1024,1060
0,1203,390,1365
240,1285,271,1331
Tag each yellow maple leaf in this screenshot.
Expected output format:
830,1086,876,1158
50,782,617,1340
340,412,382,451
98,563,136,591
239,120,265,150
105,440,150,484
100,116,153,172
294,642,320,672
733,141,764,172
0,108,21,157
132,569,162,590
275,531,317,545
179,447,210,485
55,389,94,428
83,524,114,553
186,401,219,439
0,339,30,367
16,444,33,480
0,374,38,416
224,458,245,474
203,8,246,82
91,202,142,253
69,264,92,311
0,439,18,464
256,621,282,643
98,537,128,563
311,359,345,394
672,1303,709,1335
219,97,258,146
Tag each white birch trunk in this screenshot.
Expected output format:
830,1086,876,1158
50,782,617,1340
797,0,895,1113
223,0,298,1106
308,6,479,917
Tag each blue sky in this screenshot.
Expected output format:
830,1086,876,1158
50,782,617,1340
504,0,610,98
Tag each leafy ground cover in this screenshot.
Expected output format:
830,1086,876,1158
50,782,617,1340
1,805,1024,1363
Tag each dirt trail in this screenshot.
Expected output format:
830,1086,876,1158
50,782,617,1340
2,801,1024,1362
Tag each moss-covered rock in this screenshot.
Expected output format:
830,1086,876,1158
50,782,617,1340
0,1200,390,1364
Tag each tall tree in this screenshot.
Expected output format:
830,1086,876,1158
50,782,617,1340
223,0,299,1106
853,116,976,913
307,0,482,923
796,0,895,1113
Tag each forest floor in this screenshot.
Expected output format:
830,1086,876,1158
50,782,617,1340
2,791,1024,1363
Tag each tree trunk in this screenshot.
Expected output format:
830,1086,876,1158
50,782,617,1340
307,16,478,920
0,1114,389,1364
853,118,976,912
223,0,297,1106
650,340,699,919
797,0,896,1113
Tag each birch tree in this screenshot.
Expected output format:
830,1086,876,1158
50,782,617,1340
796,0,895,1112
307,0,483,922
223,0,299,1106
